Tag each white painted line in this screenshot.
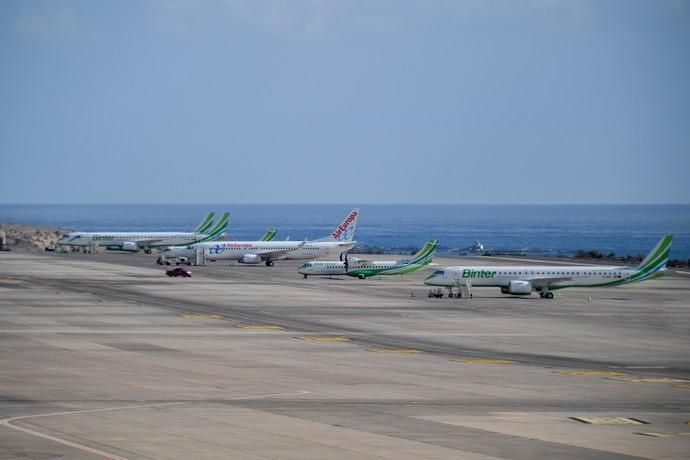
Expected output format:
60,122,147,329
0,391,311,459
0,402,181,460
676,270,690,275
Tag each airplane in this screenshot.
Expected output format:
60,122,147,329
424,235,672,299
171,208,360,266
298,240,438,279
56,212,230,254
158,226,279,264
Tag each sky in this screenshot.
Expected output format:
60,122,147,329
0,0,689,204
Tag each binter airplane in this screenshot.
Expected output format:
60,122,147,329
298,240,438,279
170,208,360,266
424,235,672,299
57,212,230,253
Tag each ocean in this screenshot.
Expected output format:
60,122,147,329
1,204,689,259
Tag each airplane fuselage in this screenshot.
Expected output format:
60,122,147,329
199,240,355,261
298,259,419,278
58,232,205,249
425,265,654,291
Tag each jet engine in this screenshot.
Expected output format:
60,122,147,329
239,254,262,264
121,241,140,252
501,280,532,295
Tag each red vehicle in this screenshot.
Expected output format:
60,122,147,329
166,267,192,278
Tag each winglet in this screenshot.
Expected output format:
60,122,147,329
194,212,215,233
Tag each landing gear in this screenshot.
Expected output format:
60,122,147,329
303,274,308,279
540,291,554,299
265,260,274,267
144,249,152,254
358,274,366,279
428,288,444,298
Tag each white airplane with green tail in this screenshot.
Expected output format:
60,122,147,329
57,212,230,253
298,240,438,279
424,235,672,298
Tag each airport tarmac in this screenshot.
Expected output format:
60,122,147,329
0,251,688,459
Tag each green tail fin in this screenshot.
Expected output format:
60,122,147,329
260,227,277,241
409,240,438,265
194,212,215,233
636,234,673,273
199,212,230,241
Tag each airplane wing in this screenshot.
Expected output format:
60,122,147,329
418,263,439,270
529,277,573,289
348,257,371,264
133,239,164,247
255,241,306,260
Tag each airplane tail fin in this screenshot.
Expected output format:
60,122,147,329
261,227,277,241
635,234,672,276
194,212,215,233
314,208,360,242
404,240,438,266
199,212,230,242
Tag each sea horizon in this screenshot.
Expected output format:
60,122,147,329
1,203,689,259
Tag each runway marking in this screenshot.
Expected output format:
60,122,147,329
238,325,284,330
297,336,351,342
0,391,311,460
621,366,668,370
560,370,626,376
637,431,690,438
676,270,690,275
180,313,223,319
571,416,648,425
0,402,182,460
607,376,690,384
456,358,515,364
370,348,423,353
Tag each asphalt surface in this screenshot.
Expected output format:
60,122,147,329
1,250,688,459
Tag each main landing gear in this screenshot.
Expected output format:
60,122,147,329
540,291,554,299
265,260,274,267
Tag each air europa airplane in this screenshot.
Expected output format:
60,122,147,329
173,208,360,266
424,235,672,299
56,212,230,253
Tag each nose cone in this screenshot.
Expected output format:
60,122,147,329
424,273,437,285
57,233,77,245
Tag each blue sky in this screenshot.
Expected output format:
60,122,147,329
1,0,689,204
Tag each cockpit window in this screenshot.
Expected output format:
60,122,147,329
433,270,445,275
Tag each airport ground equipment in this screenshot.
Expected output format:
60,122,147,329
0,231,9,251
194,246,206,266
